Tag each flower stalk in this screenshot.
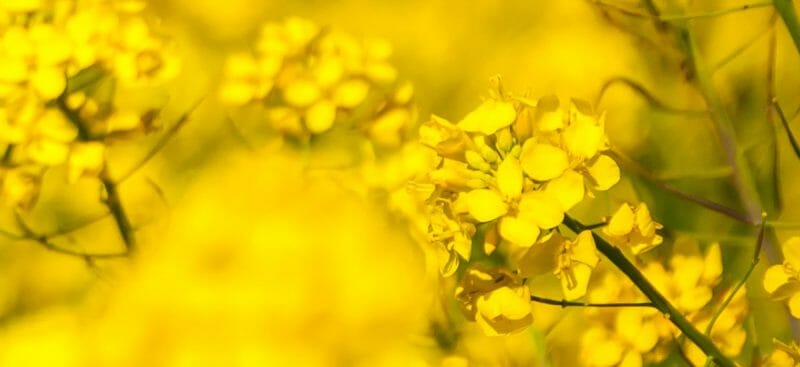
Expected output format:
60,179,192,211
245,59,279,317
563,215,736,367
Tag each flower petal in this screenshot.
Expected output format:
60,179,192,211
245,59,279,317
496,156,523,198
545,169,585,211
499,216,540,247
784,237,800,270
764,265,798,299
790,293,800,319
606,204,634,237
464,189,507,222
563,109,603,158
702,243,722,284
587,154,620,190
305,99,337,133
572,231,599,267
519,191,563,229
458,100,516,135
520,142,568,181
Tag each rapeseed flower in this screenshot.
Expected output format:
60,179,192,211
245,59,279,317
764,237,800,318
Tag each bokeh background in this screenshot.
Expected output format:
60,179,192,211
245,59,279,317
2,0,800,366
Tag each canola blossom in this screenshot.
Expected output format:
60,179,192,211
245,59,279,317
418,80,621,286
0,1,799,367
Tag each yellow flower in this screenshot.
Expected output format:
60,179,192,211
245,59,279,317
683,288,748,366
419,115,472,161
460,155,562,248
764,340,800,367
221,17,416,147
67,142,105,183
604,202,663,255
457,100,516,135
562,102,607,159
455,266,532,336
580,325,649,367
26,108,77,166
519,141,569,181
1,166,41,210
426,200,475,276
555,230,600,300
517,231,599,300
763,237,800,318
643,241,722,312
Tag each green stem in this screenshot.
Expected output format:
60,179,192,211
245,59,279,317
563,216,736,367
774,0,800,55
101,170,136,253
680,29,764,224
774,100,800,159
58,97,136,254
705,215,765,336
530,294,654,308
659,1,773,21
609,150,751,224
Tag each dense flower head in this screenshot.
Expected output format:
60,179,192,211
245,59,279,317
763,236,800,318
418,78,619,302
0,0,178,208
220,17,416,147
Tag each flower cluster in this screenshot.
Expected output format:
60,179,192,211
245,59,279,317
220,17,416,148
0,0,178,208
418,79,619,293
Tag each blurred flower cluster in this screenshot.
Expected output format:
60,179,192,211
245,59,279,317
0,0,177,209
220,17,415,149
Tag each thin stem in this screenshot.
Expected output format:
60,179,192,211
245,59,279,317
41,212,111,239
101,168,136,253
766,221,800,229
680,28,764,224
563,216,736,367
590,0,649,18
766,25,783,215
774,0,800,55
117,100,202,183
57,96,137,254
659,1,773,21
9,213,128,259
530,294,654,308
30,237,128,259
609,150,752,224
591,0,774,22
595,77,708,116
582,222,608,230
711,15,776,73
774,100,800,160
656,166,732,181
705,214,766,336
